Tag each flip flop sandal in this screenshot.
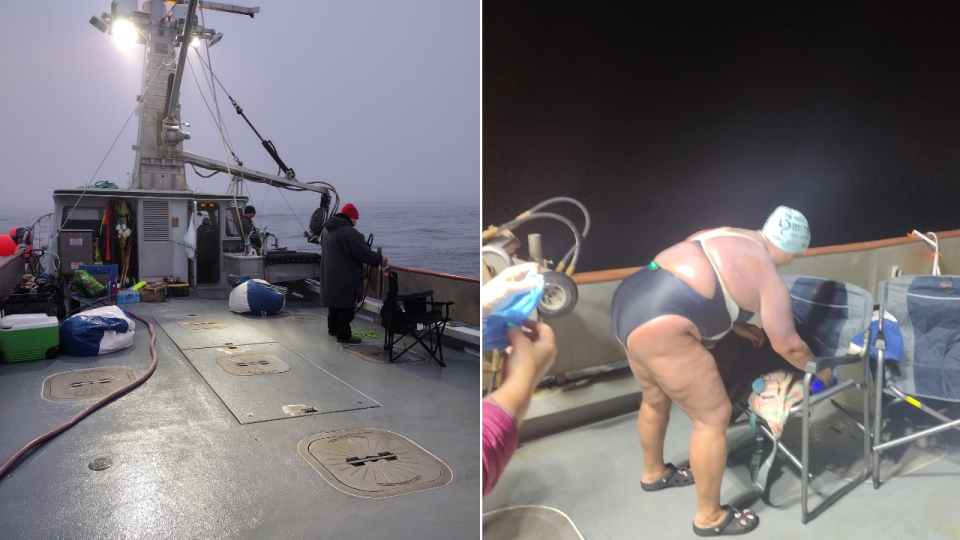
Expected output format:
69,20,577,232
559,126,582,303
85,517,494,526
640,463,695,492
693,506,759,536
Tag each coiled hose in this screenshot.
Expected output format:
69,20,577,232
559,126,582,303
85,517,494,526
483,197,590,274
486,212,584,274
0,312,157,480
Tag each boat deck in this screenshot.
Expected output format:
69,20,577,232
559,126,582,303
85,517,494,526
0,293,479,540
483,375,960,540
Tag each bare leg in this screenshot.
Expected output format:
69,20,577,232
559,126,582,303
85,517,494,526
626,354,672,482
627,316,735,529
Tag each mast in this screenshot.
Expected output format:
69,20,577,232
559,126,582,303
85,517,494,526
89,1,329,199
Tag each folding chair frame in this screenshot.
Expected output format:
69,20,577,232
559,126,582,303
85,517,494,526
870,307,960,489
380,272,454,367
736,278,873,524
383,298,453,367
68,264,118,316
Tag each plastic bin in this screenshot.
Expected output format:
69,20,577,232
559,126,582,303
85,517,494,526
1,293,57,317
0,314,59,363
167,283,189,298
118,289,140,304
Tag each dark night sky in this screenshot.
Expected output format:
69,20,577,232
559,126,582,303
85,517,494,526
483,1,960,272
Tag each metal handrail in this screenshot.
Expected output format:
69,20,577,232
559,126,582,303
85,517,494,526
0,212,55,270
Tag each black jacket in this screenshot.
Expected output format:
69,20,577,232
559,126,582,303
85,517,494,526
320,214,383,308
240,215,261,250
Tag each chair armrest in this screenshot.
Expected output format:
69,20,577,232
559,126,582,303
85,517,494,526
397,290,434,301
422,301,454,307
804,354,861,373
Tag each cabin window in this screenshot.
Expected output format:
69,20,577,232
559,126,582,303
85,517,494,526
61,206,103,231
224,208,242,238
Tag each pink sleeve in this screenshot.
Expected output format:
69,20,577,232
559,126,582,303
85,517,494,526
482,400,519,497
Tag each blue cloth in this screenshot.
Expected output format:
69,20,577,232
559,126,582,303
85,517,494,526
851,318,904,363
229,275,285,315
60,311,130,357
482,274,545,351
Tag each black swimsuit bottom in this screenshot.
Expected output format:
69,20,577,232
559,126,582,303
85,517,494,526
610,241,753,348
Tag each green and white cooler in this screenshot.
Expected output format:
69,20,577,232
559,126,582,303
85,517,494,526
0,314,60,363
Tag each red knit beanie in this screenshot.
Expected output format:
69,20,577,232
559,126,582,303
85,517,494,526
341,204,359,219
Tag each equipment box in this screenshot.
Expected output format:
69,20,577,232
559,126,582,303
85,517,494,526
1,293,57,317
57,229,95,275
167,283,189,298
0,314,59,363
140,283,166,302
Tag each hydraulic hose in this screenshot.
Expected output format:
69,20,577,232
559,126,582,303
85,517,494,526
528,197,591,238
491,212,584,274
527,197,590,271
482,197,590,274
0,312,158,481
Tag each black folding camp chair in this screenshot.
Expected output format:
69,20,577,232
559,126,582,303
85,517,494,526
380,270,454,367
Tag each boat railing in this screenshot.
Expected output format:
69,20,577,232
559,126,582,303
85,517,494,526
0,212,55,270
377,264,480,327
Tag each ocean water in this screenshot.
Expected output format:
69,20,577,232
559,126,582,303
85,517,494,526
0,201,479,278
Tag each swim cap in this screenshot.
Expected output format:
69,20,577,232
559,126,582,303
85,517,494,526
762,206,810,253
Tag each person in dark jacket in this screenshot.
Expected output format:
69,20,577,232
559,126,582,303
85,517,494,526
320,203,387,343
240,205,262,254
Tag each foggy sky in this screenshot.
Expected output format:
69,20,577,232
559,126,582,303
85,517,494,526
0,0,480,215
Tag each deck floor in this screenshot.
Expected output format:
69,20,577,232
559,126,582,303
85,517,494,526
0,295,479,540
484,394,960,540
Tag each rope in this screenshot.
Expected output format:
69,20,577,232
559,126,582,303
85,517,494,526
190,164,219,178
351,324,382,339
197,6,248,251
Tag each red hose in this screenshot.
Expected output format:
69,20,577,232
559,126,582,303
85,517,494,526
0,312,157,480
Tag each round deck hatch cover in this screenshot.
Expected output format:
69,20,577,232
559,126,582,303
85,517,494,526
216,353,290,376
340,344,426,365
42,367,137,402
281,313,325,324
298,429,452,498
483,506,584,540
177,318,229,330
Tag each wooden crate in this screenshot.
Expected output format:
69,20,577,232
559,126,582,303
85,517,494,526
139,284,166,302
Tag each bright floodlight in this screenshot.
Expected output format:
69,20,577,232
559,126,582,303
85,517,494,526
190,37,201,48
112,19,137,44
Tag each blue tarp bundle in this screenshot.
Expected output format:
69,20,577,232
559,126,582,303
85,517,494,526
59,306,136,357
850,311,904,362
229,275,285,316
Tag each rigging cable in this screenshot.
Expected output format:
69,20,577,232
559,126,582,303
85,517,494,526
193,50,342,211
197,4,249,251
190,45,309,237
43,47,179,269
190,164,219,178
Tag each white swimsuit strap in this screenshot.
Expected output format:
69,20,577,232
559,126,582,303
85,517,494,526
691,227,766,247
691,228,752,330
